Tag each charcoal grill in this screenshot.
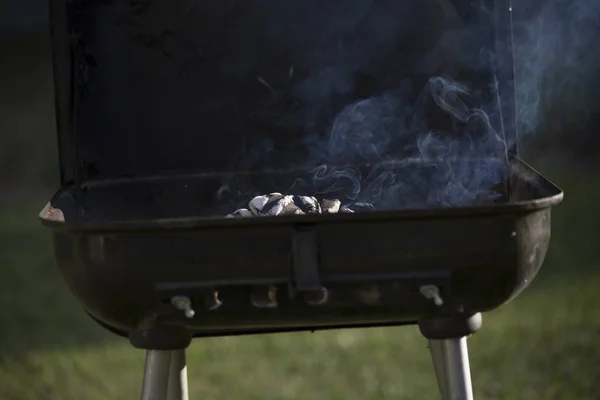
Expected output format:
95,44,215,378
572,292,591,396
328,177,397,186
42,0,563,399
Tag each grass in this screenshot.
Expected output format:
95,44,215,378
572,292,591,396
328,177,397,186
0,169,599,400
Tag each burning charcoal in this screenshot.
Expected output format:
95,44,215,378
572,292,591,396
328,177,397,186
225,208,253,218
227,194,368,218
280,200,305,215
248,192,281,214
278,195,323,216
292,195,322,214
249,193,295,216
267,195,295,216
321,199,341,214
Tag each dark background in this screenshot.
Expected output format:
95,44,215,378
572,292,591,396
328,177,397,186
1,1,599,399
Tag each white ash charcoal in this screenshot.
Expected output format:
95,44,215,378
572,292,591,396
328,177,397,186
225,208,253,218
226,194,374,218
249,193,294,216
247,192,280,214
279,200,305,215
291,195,322,214
320,198,341,214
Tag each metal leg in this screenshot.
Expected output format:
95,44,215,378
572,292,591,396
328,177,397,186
428,338,474,400
429,340,450,400
167,350,189,400
141,350,172,400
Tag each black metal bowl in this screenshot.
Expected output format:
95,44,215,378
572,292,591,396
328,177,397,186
40,158,562,339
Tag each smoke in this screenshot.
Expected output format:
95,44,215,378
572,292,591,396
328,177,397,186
301,76,507,209
224,0,599,211
513,0,600,151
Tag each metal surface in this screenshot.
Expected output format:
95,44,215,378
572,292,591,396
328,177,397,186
48,0,515,183
40,158,562,339
429,338,474,400
493,0,518,157
141,350,172,400
167,350,189,400
430,341,450,400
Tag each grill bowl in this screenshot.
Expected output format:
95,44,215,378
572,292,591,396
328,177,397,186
40,157,562,338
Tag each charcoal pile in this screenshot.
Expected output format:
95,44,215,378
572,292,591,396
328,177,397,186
227,193,374,217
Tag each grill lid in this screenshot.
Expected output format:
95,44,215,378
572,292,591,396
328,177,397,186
49,0,516,186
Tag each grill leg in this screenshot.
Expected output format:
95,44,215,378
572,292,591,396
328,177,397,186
167,350,189,400
428,338,474,400
141,350,172,400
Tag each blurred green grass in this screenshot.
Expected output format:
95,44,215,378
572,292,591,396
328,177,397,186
1,34,599,400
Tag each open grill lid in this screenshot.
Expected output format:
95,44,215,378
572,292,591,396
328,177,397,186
49,0,516,187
